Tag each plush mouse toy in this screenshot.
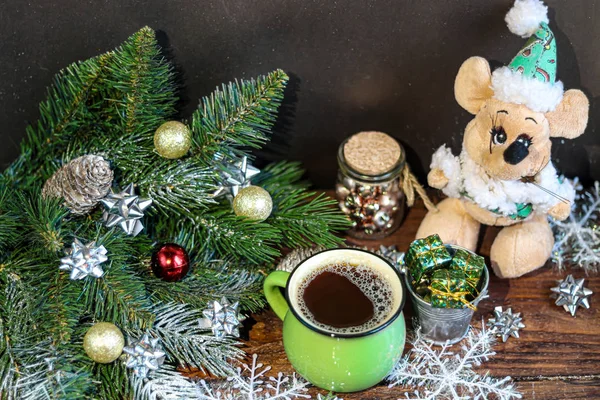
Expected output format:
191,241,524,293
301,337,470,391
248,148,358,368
416,0,589,278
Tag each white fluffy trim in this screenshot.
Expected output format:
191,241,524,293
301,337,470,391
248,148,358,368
431,147,575,217
491,67,563,112
505,0,549,38
431,145,462,199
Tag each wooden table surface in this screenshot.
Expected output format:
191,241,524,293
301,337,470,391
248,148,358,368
241,196,600,399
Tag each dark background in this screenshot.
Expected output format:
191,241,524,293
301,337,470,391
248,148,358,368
0,0,598,188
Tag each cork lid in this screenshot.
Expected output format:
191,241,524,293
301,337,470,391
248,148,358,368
343,131,402,176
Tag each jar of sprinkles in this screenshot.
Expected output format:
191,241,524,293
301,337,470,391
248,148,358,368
336,131,407,239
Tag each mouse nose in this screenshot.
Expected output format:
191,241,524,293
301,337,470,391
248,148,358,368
503,136,531,165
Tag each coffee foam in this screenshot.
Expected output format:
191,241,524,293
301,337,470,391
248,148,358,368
296,262,395,334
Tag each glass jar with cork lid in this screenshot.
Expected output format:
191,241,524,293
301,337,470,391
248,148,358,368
336,131,407,239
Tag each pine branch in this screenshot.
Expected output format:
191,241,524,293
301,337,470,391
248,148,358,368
131,365,200,400
96,362,134,400
151,303,243,376
16,190,69,255
12,343,93,400
191,69,288,163
0,187,21,253
270,190,349,248
146,263,266,313
81,231,156,331
174,210,282,265
5,52,115,187
139,162,215,218
251,161,310,191
0,277,37,399
255,161,350,248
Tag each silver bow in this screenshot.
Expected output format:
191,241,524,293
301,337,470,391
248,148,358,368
202,297,241,338
551,274,593,317
59,239,108,280
123,333,166,378
101,183,152,236
486,306,525,342
212,155,260,200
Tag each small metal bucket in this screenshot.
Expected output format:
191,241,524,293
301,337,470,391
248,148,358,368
402,245,489,345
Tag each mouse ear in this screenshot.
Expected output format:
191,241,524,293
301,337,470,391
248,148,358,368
454,57,494,114
546,89,589,139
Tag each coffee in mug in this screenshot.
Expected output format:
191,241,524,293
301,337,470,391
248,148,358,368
264,248,406,392
297,263,396,333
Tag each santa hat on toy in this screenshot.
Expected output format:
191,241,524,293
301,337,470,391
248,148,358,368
491,0,563,113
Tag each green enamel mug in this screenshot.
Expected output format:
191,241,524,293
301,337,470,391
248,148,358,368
263,248,406,392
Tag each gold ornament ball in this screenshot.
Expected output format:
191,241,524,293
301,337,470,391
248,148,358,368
83,322,125,364
153,121,192,159
233,186,273,222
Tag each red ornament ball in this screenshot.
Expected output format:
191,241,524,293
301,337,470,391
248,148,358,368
151,243,190,282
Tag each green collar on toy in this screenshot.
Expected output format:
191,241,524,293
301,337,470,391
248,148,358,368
460,191,534,221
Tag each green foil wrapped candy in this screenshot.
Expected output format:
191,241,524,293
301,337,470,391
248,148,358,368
428,269,474,310
450,248,485,296
405,234,452,283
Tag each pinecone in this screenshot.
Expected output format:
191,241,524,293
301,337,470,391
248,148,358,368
42,155,114,215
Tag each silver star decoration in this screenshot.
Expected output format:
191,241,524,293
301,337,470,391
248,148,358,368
59,239,108,280
123,333,166,378
550,274,593,317
486,306,525,342
202,297,241,338
212,155,260,199
101,183,152,236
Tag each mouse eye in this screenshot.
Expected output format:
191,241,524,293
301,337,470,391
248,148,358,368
516,134,532,148
491,126,507,145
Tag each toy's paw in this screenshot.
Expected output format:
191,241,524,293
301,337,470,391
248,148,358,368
427,168,449,189
549,202,571,221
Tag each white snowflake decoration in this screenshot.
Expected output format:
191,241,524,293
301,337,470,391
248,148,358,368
387,321,522,400
550,180,600,273
196,354,310,400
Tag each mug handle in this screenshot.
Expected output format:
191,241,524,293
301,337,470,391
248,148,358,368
263,271,291,321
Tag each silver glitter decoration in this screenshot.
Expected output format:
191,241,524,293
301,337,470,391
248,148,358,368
101,183,152,236
550,274,593,317
486,306,525,342
123,333,166,378
202,297,241,338
59,239,108,280
212,155,260,199
377,245,404,270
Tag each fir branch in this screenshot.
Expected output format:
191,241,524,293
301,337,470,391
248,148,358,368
96,362,135,400
269,190,349,249
191,70,288,163
151,303,243,376
80,229,155,330
252,161,310,191
17,190,69,255
139,162,215,217
131,365,200,400
106,26,177,144
6,52,115,187
187,211,282,264
12,343,93,400
0,277,37,398
147,265,265,313
0,187,21,253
